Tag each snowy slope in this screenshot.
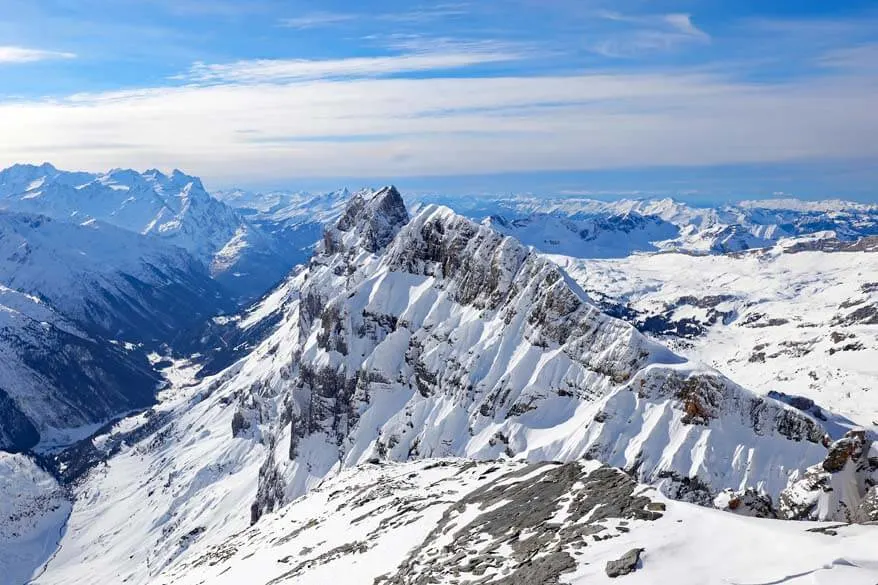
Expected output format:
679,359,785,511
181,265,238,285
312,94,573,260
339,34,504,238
0,164,294,301
164,459,878,585
27,359,268,585
0,452,70,585
551,243,878,431
0,281,160,452
30,448,878,585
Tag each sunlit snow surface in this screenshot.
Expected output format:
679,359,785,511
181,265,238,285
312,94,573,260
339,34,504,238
552,243,878,430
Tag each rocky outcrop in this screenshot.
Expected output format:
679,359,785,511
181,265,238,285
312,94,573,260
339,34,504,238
328,186,409,255
713,488,776,518
606,548,644,578
779,430,878,522
376,463,662,585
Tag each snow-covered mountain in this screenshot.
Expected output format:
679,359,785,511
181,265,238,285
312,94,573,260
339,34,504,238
170,187,829,525
447,195,878,255
483,212,680,257
0,211,230,342
3,181,878,584
0,164,294,301
214,188,352,269
0,282,159,452
551,242,878,432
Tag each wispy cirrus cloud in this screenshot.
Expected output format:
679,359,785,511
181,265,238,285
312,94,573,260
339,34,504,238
0,46,76,64
279,3,469,30
179,44,525,84
819,43,878,71
378,3,469,24
591,12,710,58
279,11,359,29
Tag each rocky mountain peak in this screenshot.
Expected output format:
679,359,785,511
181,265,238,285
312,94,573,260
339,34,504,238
328,185,409,254
240,189,837,522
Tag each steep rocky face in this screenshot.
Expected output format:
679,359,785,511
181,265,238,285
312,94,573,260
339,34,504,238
779,429,878,522
202,190,832,523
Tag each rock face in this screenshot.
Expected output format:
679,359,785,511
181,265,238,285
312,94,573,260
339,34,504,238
713,488,776,518
606,548,645,578
378,463,660,585
203,189,829,522
779,430,878,522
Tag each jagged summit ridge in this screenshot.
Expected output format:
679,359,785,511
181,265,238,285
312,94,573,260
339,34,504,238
192,190,832,521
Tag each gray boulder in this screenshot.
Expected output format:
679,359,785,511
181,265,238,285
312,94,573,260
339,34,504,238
606,548,644,578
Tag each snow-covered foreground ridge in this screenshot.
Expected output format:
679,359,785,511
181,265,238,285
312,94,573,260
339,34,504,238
30,455,878,585
166,459,878,585
202,186,833,518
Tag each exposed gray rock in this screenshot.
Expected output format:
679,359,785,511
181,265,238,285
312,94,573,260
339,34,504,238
856,486,878,523
376,462,663,585
779,430,878,522
713,488,776,518
606,548,644,578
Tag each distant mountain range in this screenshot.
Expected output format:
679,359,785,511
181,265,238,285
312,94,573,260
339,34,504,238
221,188,878,257
0,164,296,301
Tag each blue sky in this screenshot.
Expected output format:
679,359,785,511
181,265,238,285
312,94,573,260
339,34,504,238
0,0,876,200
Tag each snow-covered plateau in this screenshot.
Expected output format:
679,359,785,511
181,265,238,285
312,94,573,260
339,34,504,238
1,171,877,584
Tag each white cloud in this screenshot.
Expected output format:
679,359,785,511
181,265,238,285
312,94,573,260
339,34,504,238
592,11,709,57
663,14,709,40
378,4,470,24
279,12,358,29
279,4,469,29
1,66,875,184
180,46,524,83
0,46,76,64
